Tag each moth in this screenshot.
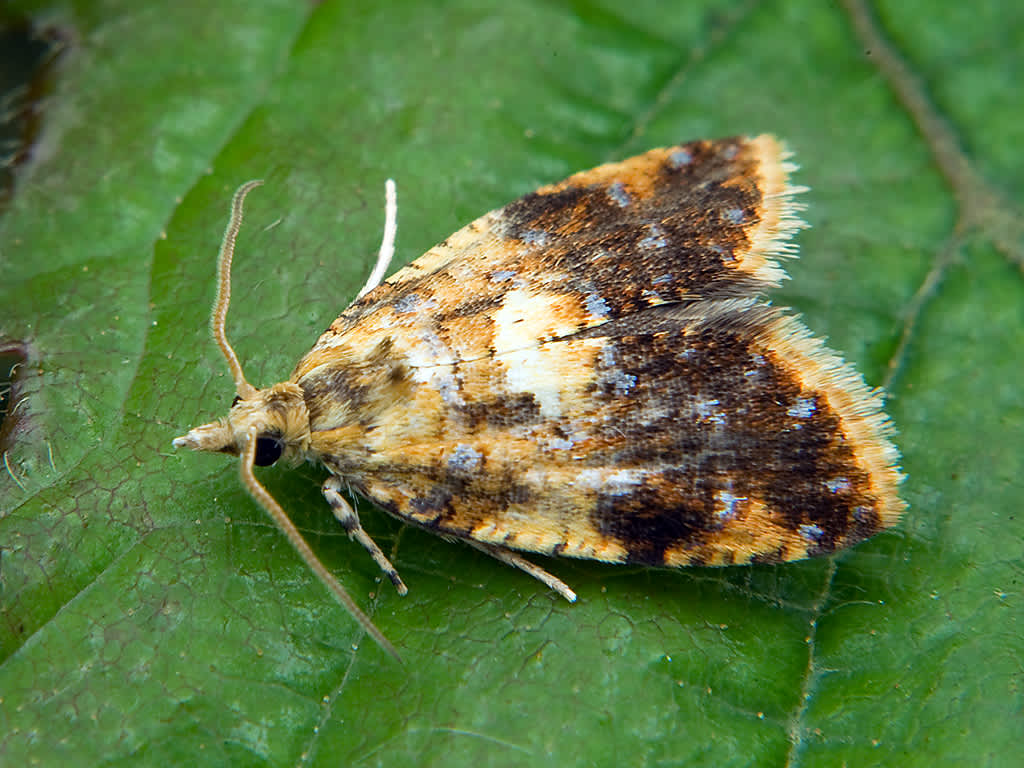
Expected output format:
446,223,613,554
174,135,905,659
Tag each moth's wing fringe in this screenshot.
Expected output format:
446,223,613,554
757,310,906,527
746,134,810,289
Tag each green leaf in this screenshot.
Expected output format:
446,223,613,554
2,1,1021,766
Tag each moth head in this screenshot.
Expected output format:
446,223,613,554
173,382,312,467
170,179,402,664
172,179,310,467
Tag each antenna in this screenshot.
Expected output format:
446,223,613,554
239,427,401,662
212,180,263,400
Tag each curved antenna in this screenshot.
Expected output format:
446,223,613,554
355,178,397,301
239,427,401,662
213,180,263,400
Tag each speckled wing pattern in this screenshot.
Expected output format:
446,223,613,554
292,135,904,568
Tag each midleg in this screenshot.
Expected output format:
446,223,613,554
322,475,408,595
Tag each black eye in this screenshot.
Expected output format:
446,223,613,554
232,395,242,407
253,434,283,466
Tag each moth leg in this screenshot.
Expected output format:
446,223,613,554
465,540,577,603
322,475,408,596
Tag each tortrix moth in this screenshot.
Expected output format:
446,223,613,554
174,135,905,659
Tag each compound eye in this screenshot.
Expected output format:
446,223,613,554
253,434,283,466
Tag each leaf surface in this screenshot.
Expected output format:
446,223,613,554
1,1,1021,765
